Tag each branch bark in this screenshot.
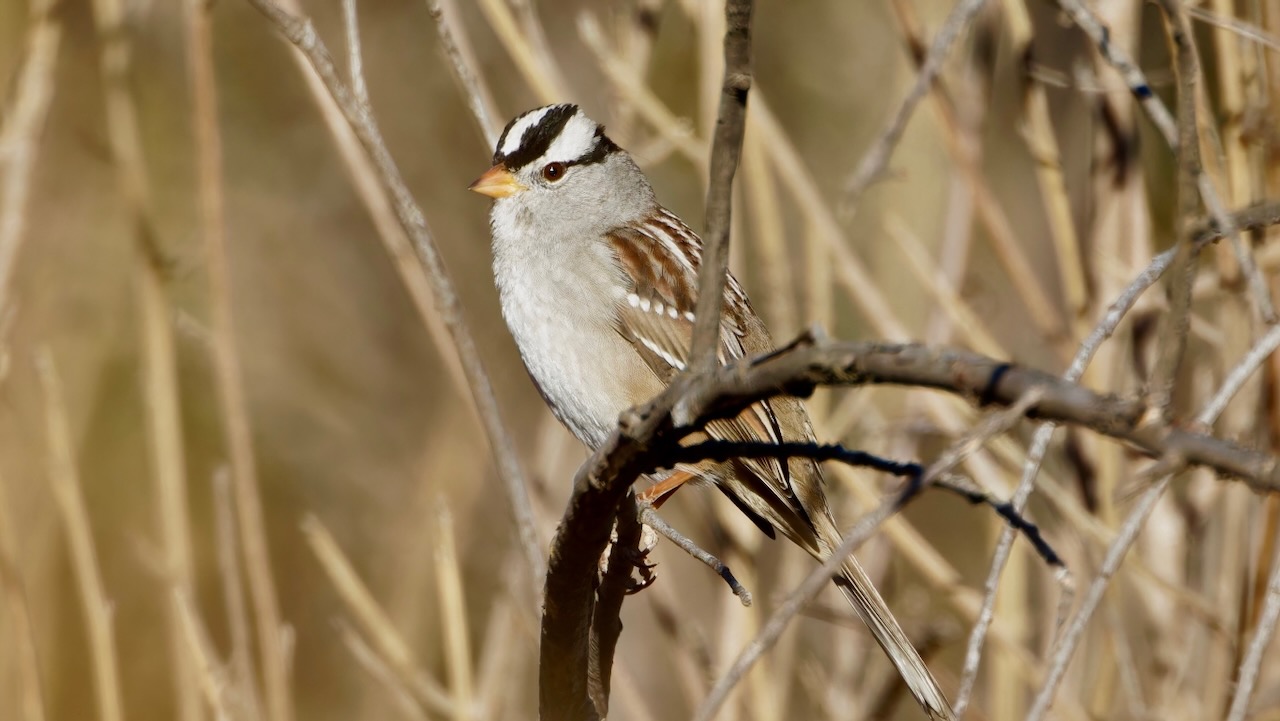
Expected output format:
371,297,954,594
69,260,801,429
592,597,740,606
539,335,1280,718
688,0,753,373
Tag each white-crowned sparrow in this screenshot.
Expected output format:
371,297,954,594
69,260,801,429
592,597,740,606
470,104,952,720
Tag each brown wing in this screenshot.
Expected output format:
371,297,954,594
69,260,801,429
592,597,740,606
606,210,809,514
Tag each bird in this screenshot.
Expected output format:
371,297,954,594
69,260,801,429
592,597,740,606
469,103,953,720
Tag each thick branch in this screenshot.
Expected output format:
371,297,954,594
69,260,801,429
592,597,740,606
685,340,1280,493
587,494,642,716
541,335,1280,718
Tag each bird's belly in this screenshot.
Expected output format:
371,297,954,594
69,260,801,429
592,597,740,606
500,286,661,449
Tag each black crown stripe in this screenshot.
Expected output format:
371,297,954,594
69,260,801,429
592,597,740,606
494,104,578,170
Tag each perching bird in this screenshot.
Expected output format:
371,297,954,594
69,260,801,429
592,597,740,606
470,103,953,720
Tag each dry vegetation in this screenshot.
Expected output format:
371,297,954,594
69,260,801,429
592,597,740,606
3,0,1280,719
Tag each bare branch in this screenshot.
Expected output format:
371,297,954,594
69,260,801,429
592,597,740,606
244,0,545,592
639,504,753,606
1024,457,1179,721
341,0,369,108
588,494,643,715
687,0,753,375
1051,0,1179,146
427,0,502,147
1024,302,1280,718
1226,525,1280,721
841,0,990,215
693,393,1041,721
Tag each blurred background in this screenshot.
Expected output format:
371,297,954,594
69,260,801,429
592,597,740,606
2,0,1279,719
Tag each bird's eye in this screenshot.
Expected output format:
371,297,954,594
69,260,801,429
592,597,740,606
542,162,566,182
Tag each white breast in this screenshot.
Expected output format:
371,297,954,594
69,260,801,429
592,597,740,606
490,205,662,449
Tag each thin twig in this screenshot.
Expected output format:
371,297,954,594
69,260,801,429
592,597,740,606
686,0,753,376
1024,459,1178,721
335,619,429,721
174,590,239,720
433,504,475,721
953,198,1280,714
87,0,201,713
841,0,989,214
657,439,1061,569
1199,323,1280,423
1225,524,1280,721
639,504,753,606
212,467,264,721
427,0,502,147
693,394,1041,721
0,470,47,721
1188,4,1280,51
245,0,545,592
1052,0,1179,146
0,0,61,340
1148,0,1206,416
341,0,368,107
1024,305,1280,719
301,515,456,716
35,351,125,721
186,1,293,717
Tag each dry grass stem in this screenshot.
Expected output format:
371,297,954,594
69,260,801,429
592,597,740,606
336,620,428,721
8,0,1280,718
35,351,124,721
185,0,294,717
0,0,60,331
1025,463,1176,721
300,515,455,716
174,591,240,720
86,0,202,713
212,468,264,721
0,471,47,721
433,504,476,721
246,0,545,592
1226,524,1280,721
578,14,706,170
886,216,1004,358
1025,286,1280,718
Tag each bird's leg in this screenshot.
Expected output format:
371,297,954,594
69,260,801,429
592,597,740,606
636,469,695,507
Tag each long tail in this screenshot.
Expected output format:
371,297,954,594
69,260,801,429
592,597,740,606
814,516,955,720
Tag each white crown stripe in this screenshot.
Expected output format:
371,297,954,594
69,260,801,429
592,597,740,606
542,111,599,165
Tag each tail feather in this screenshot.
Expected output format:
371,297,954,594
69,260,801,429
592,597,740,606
809,512,954,720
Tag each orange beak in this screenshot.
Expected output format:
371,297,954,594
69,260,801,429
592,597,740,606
468,164,527,198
